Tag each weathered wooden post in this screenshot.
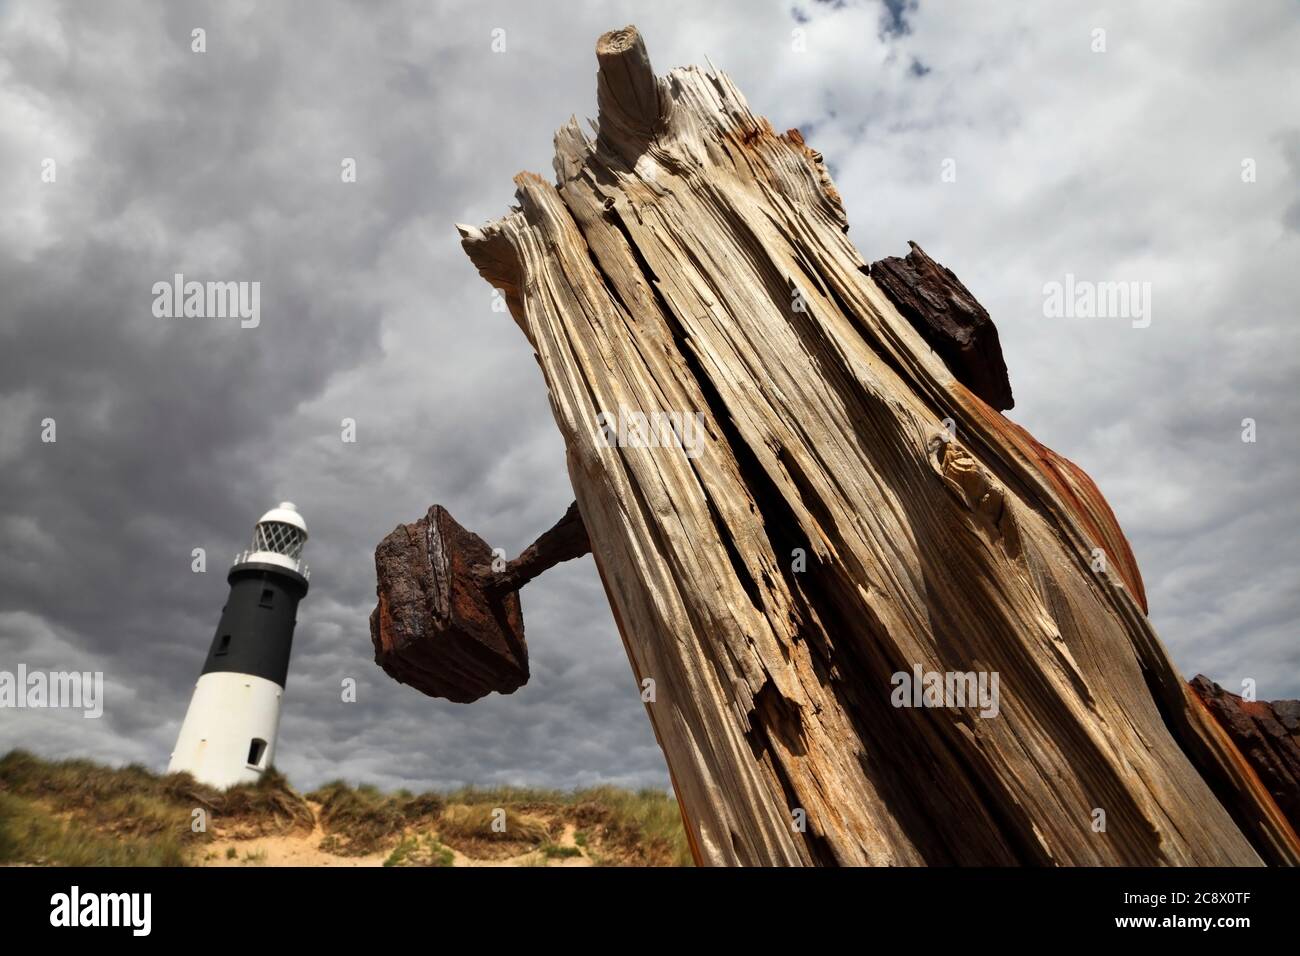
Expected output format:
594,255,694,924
373,26,1299,866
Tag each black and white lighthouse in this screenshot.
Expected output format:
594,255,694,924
168,502,310,789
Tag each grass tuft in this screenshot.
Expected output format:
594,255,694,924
384,834,454,867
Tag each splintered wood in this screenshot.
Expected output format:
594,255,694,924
456,26,1299,866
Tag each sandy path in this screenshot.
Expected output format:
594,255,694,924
198,802,387,867
194,805,593,867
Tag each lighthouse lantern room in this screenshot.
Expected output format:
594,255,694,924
168,502,310,789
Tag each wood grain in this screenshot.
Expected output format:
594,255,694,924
455,26,1298,866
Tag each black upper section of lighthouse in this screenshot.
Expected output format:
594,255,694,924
200,562,309,689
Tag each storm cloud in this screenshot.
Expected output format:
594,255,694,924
1,0,1296,792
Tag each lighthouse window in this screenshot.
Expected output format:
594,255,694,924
254,521,305,559
247,738,267,768
259,588,274,608
215,634,232,656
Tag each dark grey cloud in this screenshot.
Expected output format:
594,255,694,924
1,0,1297,792
878,0,918,38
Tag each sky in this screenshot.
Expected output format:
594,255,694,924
1,0,1296,793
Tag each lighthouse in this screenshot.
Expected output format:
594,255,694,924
168,502,310,789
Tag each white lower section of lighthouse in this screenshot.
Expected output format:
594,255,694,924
167,671,284,789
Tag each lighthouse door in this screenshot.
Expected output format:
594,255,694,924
247,738,268,769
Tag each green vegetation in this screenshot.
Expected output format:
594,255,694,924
540,842,582,859
0,790,187,866
438,803,551,843
384,834,455,867
306,780,443,856
568,785,694,867
0,749,692,867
